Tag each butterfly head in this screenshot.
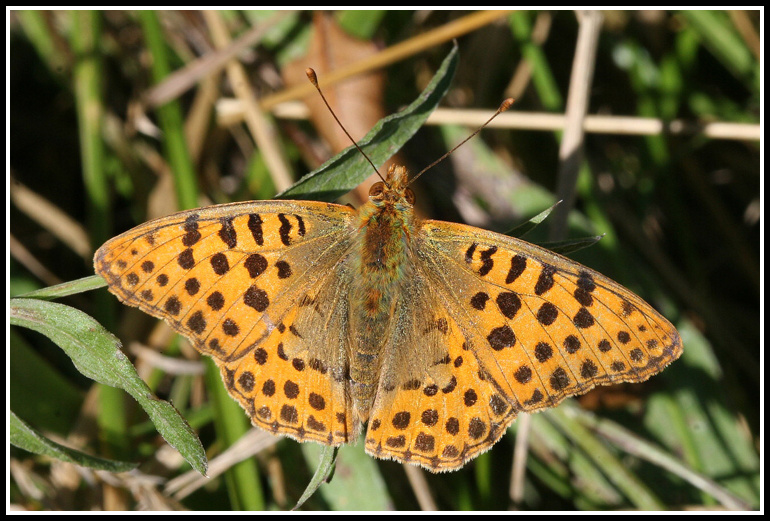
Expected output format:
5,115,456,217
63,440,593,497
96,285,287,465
368,164,416,207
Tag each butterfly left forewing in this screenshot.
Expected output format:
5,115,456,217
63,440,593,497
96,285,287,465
94,200,360,445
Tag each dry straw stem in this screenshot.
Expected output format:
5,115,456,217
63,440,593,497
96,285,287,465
260,10,513,110
165,429,281,500
549,9,603,241
508,412,532,506
403,464,438,511
10,180,91,259
204,10,294,192
142,11,291,109
128,343,205,377
9,235,63,287
728,10,761,59
220,100,760,142
427,110,762,141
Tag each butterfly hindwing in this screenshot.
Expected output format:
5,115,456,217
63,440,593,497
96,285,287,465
363,280,518,470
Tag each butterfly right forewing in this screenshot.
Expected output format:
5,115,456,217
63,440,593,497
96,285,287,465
95,199,361,446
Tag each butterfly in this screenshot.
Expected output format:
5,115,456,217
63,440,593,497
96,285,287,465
94,159,682,473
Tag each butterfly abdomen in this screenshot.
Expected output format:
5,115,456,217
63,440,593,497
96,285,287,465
350,197,416,417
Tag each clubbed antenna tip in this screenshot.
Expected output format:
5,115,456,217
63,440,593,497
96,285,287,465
305,68,386,184
305,68,318,86
408,97,516,186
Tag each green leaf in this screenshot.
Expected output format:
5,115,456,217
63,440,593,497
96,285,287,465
11,411,138,473
541,234,604,255
277,42,459,201
9,297,208,476
10,331,84,435
300,443,391,510
15,275,106,300
505,200,563,238
294,445,339,510
682,10,759,92
336,10,386,40
501,201,602,255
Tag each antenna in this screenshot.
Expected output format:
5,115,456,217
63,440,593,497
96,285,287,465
305,68,387,184
306,68,515,189
407,98,515,186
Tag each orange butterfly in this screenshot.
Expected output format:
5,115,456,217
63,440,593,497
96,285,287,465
95,159,681,472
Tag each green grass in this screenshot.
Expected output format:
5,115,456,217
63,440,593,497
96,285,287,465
10,10,759,511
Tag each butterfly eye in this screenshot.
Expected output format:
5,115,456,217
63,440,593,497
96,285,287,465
369,182,386,198
404,188,416,205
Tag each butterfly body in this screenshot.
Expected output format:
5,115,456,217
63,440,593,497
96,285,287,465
95,164,681,472
350,166,417,419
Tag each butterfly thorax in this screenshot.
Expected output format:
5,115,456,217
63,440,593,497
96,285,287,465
350,165,418,417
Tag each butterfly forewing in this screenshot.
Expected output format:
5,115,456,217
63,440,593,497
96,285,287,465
94,200,360,445
417,220,683,414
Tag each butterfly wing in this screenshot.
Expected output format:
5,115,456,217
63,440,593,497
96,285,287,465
363,261,518,471
364,219,682,471
94,200,360,445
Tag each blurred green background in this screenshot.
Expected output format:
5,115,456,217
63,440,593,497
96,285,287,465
9,10,759,511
